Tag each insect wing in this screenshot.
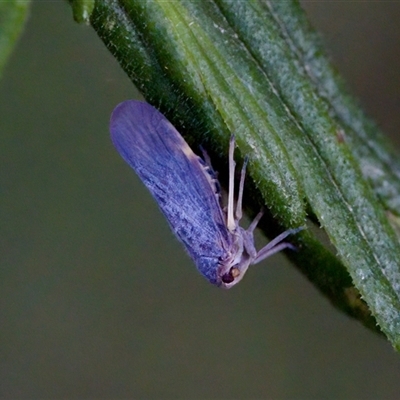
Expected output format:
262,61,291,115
110,101,231,282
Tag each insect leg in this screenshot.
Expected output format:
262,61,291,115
227,135,236,232
253,227,303,264
247,209,264,233
235,156,249,222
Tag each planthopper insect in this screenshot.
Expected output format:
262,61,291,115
110,100,302,288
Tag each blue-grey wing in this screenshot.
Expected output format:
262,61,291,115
110,100,231,268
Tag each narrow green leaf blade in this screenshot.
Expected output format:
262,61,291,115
88,0,400,348
0,0,30,78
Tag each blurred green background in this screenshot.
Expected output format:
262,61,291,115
1,1,400,398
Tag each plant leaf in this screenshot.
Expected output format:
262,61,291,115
0,0,30,78
84,0,400,348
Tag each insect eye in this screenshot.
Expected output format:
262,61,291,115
221,267,240,284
